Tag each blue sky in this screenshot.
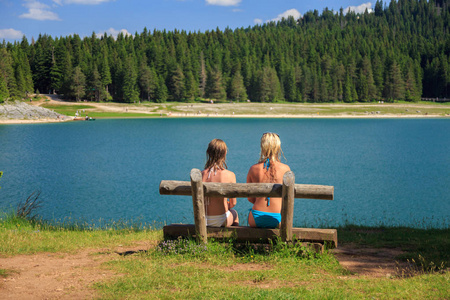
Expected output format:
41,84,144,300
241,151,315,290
0,0,375,42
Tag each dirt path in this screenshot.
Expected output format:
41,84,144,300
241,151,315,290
0,243,406,299
0,242,155,300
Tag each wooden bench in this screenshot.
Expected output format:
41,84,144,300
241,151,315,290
160,169,337,250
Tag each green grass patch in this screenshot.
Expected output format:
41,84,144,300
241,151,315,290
95,236,449,299
0,212,162,255
0,269,13,278
1,214,448,299
41,104,96,116
86,112,161,118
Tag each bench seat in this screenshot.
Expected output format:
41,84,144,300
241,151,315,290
163,224,337,248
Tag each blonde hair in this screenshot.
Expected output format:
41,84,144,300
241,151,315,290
205,139,228,170
258,132,282,163
258,133,282,182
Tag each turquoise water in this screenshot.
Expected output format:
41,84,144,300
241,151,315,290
0,118,449,228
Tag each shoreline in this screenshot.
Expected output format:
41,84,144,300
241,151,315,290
1,97,449,124
1,113,449,124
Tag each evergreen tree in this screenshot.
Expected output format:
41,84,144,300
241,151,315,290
258,66,282,102
184,70,198,101
384,61,405,101
70,66,85,101
0,48,17,99
156,74,168,103
198,51,207,98
139,64,158,101
229,70,247,101
89,65,103,101
170,65,185,101
100,49,112,99
0,73,9,102
283,66,297,102
122,55,139,103
205,66,226,100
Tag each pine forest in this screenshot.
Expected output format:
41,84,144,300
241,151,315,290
0,0,449,104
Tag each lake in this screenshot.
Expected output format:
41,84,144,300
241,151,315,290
0,118,449,229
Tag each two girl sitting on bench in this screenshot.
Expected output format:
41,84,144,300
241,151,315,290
202,133,290,229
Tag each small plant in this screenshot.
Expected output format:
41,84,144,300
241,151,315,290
16,190,42,220
395,255,447,278
0,171,2,189
157,237,208,256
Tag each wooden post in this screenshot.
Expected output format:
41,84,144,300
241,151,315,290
190,168,207,244
280,171,295,242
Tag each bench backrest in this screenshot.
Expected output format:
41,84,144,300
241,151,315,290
159,168,334,243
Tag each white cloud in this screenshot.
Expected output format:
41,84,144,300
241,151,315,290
344,2,373,14
269,8,302,22
205,0,241,6
254,18,263,24
20,0,61,20
232,8,243,12
97,28,132,39
0,28,24,39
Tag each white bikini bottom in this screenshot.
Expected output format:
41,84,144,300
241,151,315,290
206,210,231,227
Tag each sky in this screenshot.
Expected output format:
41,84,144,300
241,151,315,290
0,0,375,42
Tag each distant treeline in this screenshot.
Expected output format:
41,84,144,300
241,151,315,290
0,0,449,103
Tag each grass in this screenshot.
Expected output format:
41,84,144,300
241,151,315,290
40,104,96,116
0,212,161,255
84,112,162,118
36,99,450,119
0,213,448,299
40,103,159,118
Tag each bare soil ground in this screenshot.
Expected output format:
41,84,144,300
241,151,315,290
0,243,407,299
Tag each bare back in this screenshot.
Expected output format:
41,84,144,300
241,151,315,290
247,161,291,213
201,168,237,216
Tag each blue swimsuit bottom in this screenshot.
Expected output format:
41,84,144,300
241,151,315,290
250,209,281,229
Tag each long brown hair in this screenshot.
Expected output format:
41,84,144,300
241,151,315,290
205,139,228,170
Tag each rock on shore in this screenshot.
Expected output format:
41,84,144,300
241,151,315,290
0,101,68,121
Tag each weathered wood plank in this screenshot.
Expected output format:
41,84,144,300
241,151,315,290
190,169,207,244
280,171,295,242
159,181,334,200
163,224,338,248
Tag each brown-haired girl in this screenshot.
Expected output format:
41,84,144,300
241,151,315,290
201,139,239,227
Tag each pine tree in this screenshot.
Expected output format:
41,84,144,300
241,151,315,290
139,63,158,101
184,70,198,101
198,51,207,98
0,73,9,102
0,48,17,99
70,66,85,101
358,57,377,102
156,74,168,103
404,64,419,101
170,65,185,101
100,49,112,99
229,70,247,101
384,61,405,101
49,45,62,94
122,55,139,103
89,65,103,101
283,66,297,102
343,73,354,102
205,66,226,100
